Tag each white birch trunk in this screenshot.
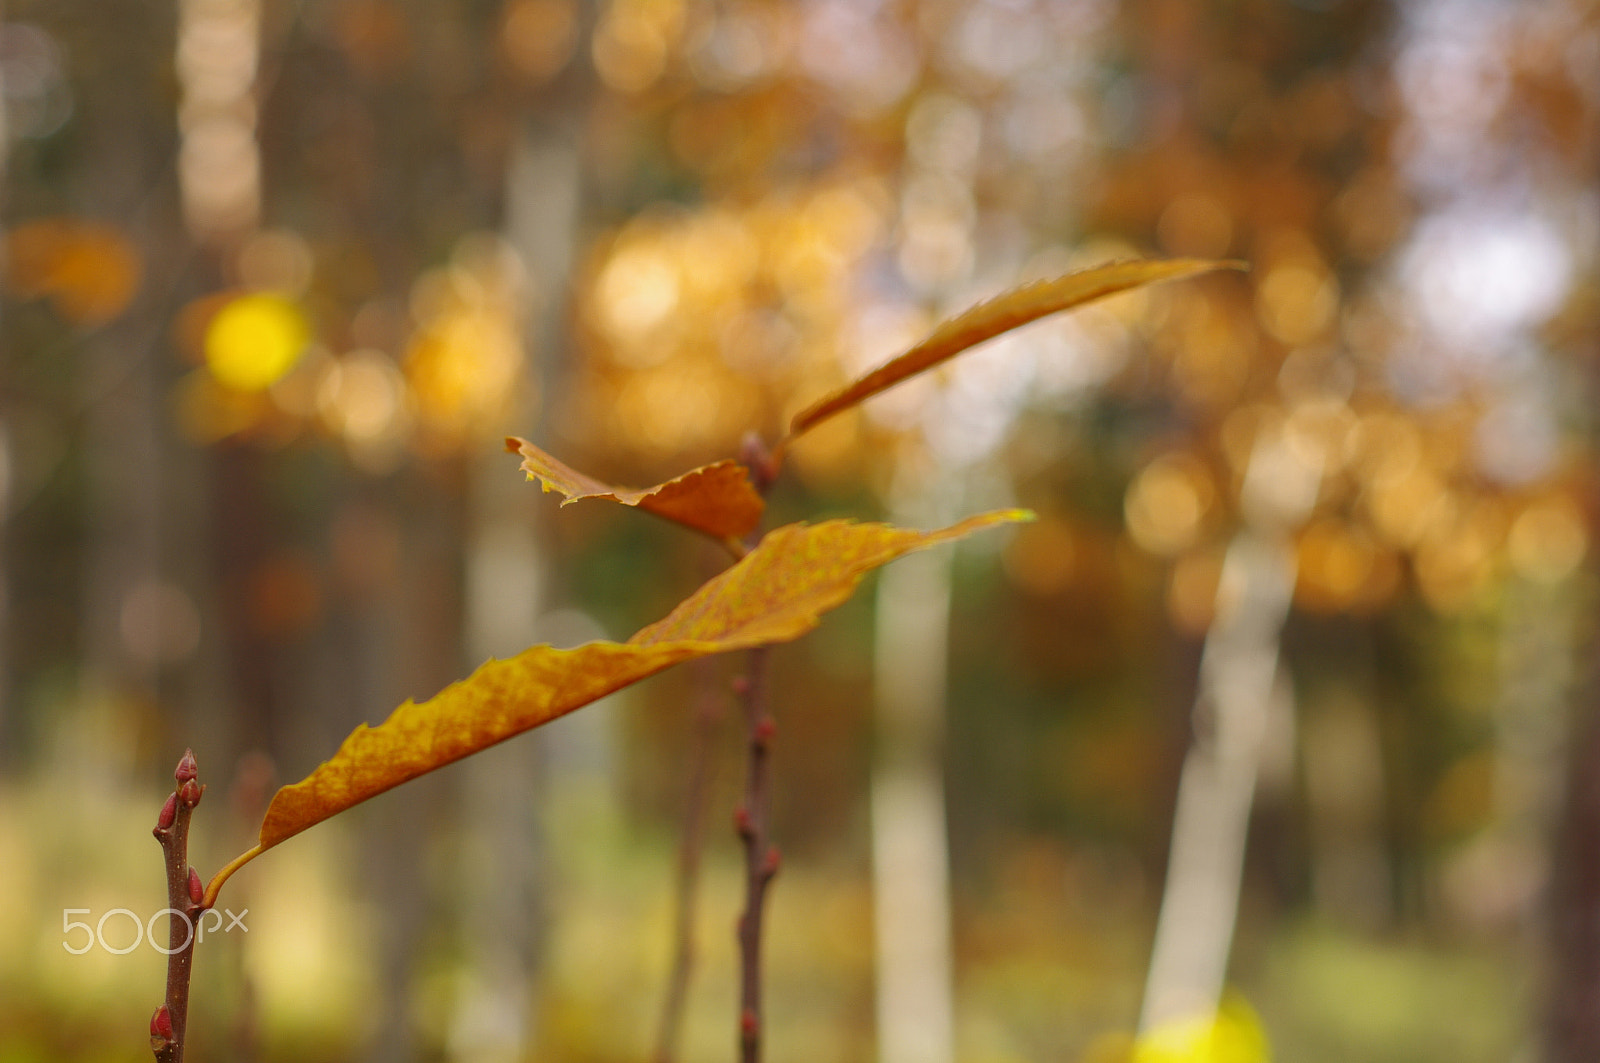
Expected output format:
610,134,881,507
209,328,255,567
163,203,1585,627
1138,428,1318,1033
872,476,957,1063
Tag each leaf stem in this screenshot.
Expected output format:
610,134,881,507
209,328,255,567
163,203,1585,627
202,844,261,910
151,751,208,1063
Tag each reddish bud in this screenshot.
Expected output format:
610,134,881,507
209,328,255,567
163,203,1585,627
731,676,751,697
174,749,198,783
188,866,204,907
753,717,776,745
156,792,178,831
740,1007,759,1040
151,1004,174,1040
761,845,782,879
733,806,753,837
178,779,203,809
737,431,768,469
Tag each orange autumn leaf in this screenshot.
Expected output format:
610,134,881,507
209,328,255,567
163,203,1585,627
204,508,1030,904
506,435,764,543
783,259,1243,445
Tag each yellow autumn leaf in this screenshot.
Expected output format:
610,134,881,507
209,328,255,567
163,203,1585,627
506,435,765,543
205,508,1031,904
782,259,1244,446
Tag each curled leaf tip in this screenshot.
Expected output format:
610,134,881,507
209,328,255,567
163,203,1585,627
507,436,765,541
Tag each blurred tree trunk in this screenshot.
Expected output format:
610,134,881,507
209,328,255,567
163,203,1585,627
1542,463,1600,1059
0,9,11,763
1300,674,1392,931
1545,680,1600,1061
1541,97,1600,1055
871,468,959,1063
450,1,596,1049
449,109,587,1060
73,1,186,765
1139,531,1295,1031
358,471,469,1063
1138,430,1315,1032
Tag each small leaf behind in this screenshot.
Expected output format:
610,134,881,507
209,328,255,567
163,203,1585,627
783,259,1243,443
506,436,765,542
209,509,1030,901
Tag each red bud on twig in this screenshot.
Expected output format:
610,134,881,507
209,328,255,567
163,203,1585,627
753,717,776,746
188,867,204,907
761,846,781,880
178,780,203,809
156,792,178,832
733,806,753,838
174,749,198,783
151,1003,174,1040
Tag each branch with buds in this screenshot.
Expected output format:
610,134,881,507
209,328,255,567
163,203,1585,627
150,750,208,1063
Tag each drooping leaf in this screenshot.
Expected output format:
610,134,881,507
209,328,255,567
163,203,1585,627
506,436,764,543
783,259,1244,444
205,509,1031,904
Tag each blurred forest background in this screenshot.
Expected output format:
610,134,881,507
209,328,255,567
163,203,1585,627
3,0,1599,1060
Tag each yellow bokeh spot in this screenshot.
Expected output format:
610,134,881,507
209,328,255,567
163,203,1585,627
1414,499,1505,613
1296,519,1377,612
1134,996,1271,1063
205,292,310,391
1508,495,1587,584
1126,453,1216,557
1255,263,1338,346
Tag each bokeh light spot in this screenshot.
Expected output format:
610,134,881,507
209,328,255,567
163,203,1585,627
237,229,313,296
1508,496,1587,584
1134,993,1272,1063
5,217,143,325
1296,519,1381,613
1126,453,1216,557
501,0,577,82
1256,264,1338,345
205,292,310,392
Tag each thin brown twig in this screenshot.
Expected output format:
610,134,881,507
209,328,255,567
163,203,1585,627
732,432,781,1063
655,431,784,1063
734,646,778,1063
151,750,208,1063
